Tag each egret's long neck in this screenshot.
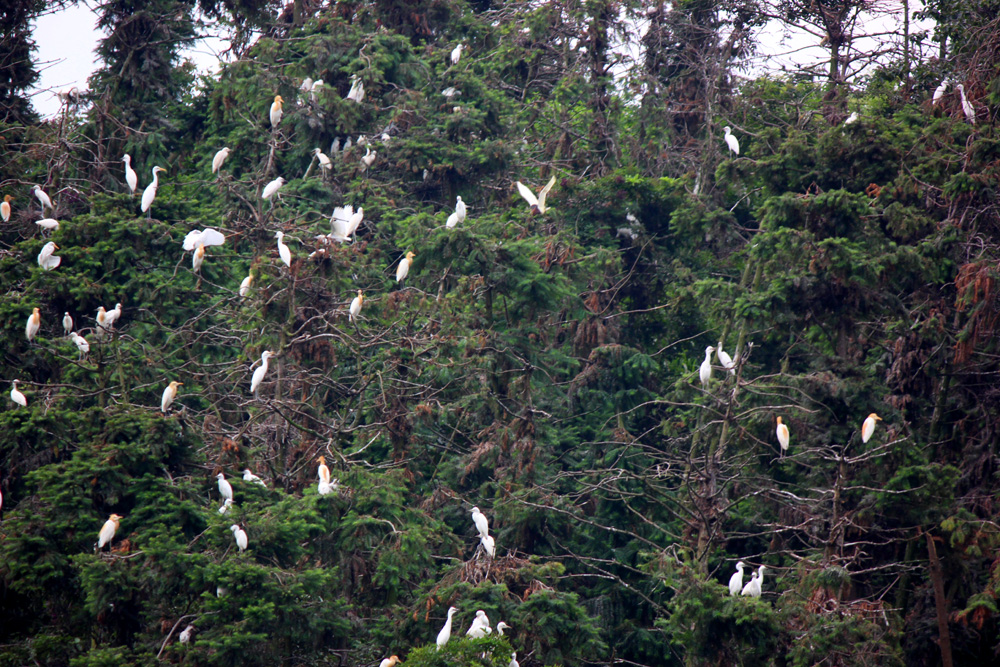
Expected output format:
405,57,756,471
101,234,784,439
151,170,160,187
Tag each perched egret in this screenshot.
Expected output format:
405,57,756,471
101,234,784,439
716,342,735,374
318,478,337,495
330,205,363,242
317,456,331,484
275,232,292,267
239,272,253,298
96,307,110,340
179,625,194,644
861,413,882,443
192,244,206,273
396,251,415,283
37,241,60,270
466,610,492,638
250,350,273,396
378,656,400,667
740,570,759,597
218,498,233,514
230,524,248,552
776,416,790,454
183,228,225,252
436,606,458,650
313,148,332,170
699,346,715,388
447,196,466,228
122,154,137,193
343,136,353,151
141,166,166,217
300,77,313,93
516,175,556,214
361,146,377,169
728,561,745,596
33,185,53,214
481,534,496,558
346,76,365,103
243,469,266,486
97,513,122,550
309,79,324,101
441,86,459,99
105,303,123,330
933,79,949,104
262,176,285,200
349,290,364,322
844,111,859,125
62,312,73,335
1,194,11,221
35,218,59,234
26,307,41,342
217,473,233,502
451,43,464,65
509,652,520,667
721,126,740,155
270,95,284,127
10,380,26,407
957,84,975,124
496,621,511,636
161,380,183,413
212,147,231,174
471,506,490,540
70,332,90,359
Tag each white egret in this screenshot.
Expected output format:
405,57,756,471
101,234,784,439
957,84,975,124
933,79,949,105
122,154,137,193
309,79,324,101
10,380,26,407
300,77,313,92
212,147,231,174
37,241,60,270
861,413,882,443
447,196,466,228
239,272,253,298
728,561,745,596
466,610,492,638
270,95,284,127
346,76,365,103
451,43,464,65
349,290,364,322
776,416,790,454
516,175,556,214
96,307,110,340
496,621,511,636
243,469,266,486
262,177,285,200
722,126,740,155
378,656,399,667
481,534,495,558
716,341,734,374
396,251,415,283
330,205,363,242
183,228,225,252
844,111,859,125
33,185,53,214
699,346,715,388
35,218,59,233
313,148,332,170
179,625,194,644
330,137,341,153
218,498,233,514
441,87,459,99
217,473,233,502
105,303,123,330
161,380,183,413
358,135,368,147
250,350,273,396
70,332,90,359
471,506,490,540
343,136,352,151
141,166,166,217
26,307,41,342
192,244,206,273
317,456,331,484
1,194,12,221
318,479,337,495
97,513,122,550
740,570,759,597
62,312,73,335
275,232,292,267
509,652,519,667
437,606,458,649
361,146,376,170
230,524,248,552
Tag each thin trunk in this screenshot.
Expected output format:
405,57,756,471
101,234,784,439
925,532,954,667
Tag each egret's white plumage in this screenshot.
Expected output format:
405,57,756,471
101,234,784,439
496,621,511,636
10,380,26,407
243,469,266,486
349,290,364,321
378,656,400,667
776,417,790,453
699,346,715,388
396,251,415,283
957,84,975,124
723,126,740,155
437,606,458,650
230,524,248,551
33,185,53,213
97,514,122,549
346,76,365,103
26,307,41,342
239,273,253,298
70,332,89,359
451,43,463,65
262,177,285,200
192,244,206,273
217,473,233,502
179,625,194,644
313,148,332,170
330,205,363,242
317,456,331,485
844,111,859,125
515,175,556,214
141,166,166,216
218,498,233,514
509,652,519,667
861,413,882,443
728,561,745,596
1,194,12,221
250,350,273,395
741,566,765,597
161,380,182,413
361,146,376,169
275,232,292,267
182,228,225,252
62,312,73,335
270,95,284,127
933,79,949,105
481,534,495,558
471,506,490,540
38,241,61,270
212,147,231,174
716,342,734,375
123,154,137,193
466,610,492,638
35,218,59,233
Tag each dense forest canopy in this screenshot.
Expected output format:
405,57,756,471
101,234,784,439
3,1,1000,665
